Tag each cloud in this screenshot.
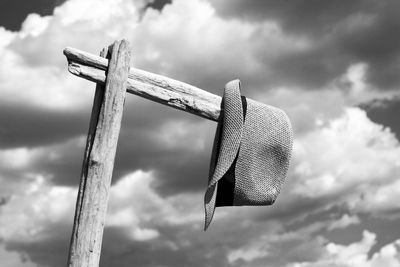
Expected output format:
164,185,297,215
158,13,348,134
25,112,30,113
0,0,177,115
0,244,38,267
1,119,399,267
145,0,172,11
327,214,361,231
0,169,194,265
288,231,400,267
228,245,268,264
291,107,400,199
0,0,310,193
132,0,315,93
107,170,204,239
247,106,400,239
361,96,400,139
268,107,400,226
207,0,380,37
0,103,91,149
0,142,205,239
225,228,400,267
0,168,232,267
0,137,86,191
208,0,400,90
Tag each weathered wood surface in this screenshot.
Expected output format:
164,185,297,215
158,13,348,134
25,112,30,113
64,47,221,121
67,40,131,267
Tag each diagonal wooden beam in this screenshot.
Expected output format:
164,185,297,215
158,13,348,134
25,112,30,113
64,47,222,121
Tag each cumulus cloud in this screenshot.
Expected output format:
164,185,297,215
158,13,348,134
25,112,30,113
0,174,75,243
225,228,400,267
274,107,400,222
243,106,400,253
362,96,400,140
0,164,200,243
0,0,143,111
292,107,399,197
0,168,203,266
289,231,400,267
107,170,204,238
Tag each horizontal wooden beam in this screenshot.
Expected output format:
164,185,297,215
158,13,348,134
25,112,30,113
64,47,221,121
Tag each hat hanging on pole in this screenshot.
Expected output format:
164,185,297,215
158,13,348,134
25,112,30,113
204,79,293,230
62,46,294,233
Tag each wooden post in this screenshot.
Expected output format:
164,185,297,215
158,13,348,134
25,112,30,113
67,40,131,267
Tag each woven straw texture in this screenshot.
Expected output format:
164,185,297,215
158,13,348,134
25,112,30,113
204,79,293,230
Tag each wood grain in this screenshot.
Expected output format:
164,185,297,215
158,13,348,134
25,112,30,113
64,47,222,121
67,40,131,267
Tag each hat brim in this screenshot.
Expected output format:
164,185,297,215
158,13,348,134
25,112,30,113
204,79,244,230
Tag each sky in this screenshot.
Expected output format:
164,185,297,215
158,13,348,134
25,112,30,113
0,0,400,266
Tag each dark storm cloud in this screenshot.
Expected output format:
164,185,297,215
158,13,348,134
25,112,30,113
5,223,71,267
5,221,216,267
324,214,400,256
0,196,10,206
0,95,214,193
32,139,85,187
0,0,67,31
266,45,348,89
210,0,400,90
361,96,400,139
0,103,90,149
337,1,400,89
114,96,215,195
210,0,378,35
7,217,251,267
0,137,85,188
114,133,211,195
145,0,172,11
0,100,94,187
101,227,231,267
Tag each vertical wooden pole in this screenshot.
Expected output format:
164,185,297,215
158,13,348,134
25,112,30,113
67,40,131,267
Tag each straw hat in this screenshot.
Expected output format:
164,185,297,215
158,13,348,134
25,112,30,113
204,79,293,230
